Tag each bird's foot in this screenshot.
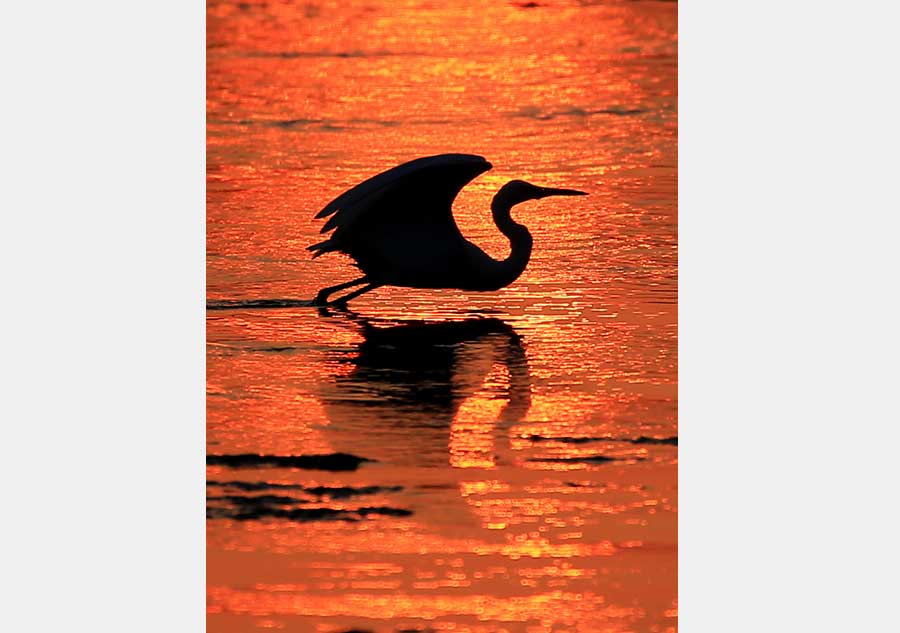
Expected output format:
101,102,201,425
312,290,330,306
328,298,351,311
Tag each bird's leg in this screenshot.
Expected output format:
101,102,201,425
328,283,381,307
313,276,368,306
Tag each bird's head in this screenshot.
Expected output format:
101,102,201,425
493,179,587,209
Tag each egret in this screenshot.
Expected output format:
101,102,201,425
308,154,586,305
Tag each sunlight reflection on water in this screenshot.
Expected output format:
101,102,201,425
208,0,676,631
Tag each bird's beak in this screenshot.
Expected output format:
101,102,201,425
536,186,588,198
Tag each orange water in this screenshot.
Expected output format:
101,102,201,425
208,1,676,631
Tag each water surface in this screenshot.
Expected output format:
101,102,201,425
208,1,677,631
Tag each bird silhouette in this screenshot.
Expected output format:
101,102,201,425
308,154,586,305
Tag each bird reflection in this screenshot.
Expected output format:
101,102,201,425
318,310,531,468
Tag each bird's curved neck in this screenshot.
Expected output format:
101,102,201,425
489,198,533,288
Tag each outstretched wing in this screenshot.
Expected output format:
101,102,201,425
308,154,492,269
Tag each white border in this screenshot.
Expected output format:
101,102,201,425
2,1,205,630
681,0,898,629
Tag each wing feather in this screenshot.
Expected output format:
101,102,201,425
315,154,490,224
308,154,492,267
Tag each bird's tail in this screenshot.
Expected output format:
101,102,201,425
307,238,336,259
